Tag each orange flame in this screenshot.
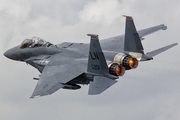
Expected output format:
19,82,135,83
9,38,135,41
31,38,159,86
129,58,138,68
116,65,125,76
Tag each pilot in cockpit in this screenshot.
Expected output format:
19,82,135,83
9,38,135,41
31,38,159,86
19,37,52,48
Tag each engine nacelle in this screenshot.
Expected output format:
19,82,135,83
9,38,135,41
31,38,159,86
113,53,138,70
62,84,81,90
108,62,125,76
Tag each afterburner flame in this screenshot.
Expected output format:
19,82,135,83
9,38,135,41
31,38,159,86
116,65,125,76
129,58,138,68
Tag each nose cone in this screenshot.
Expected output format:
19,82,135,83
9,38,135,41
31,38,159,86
4,46,20,60
4,49,14,60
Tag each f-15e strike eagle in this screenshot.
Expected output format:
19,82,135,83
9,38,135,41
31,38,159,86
4,16,178,98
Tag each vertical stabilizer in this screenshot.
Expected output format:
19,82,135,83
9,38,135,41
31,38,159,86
87,34,109,74
87,34,118,95
123,15,144,54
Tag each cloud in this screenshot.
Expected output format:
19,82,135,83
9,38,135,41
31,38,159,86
79,0,122,23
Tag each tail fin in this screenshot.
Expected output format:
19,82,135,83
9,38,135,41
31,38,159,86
123,15,178,61
123,15,144,54
87,34,118,95
87,34,109,74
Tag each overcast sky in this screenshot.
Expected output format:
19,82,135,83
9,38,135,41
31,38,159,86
0,0,180,120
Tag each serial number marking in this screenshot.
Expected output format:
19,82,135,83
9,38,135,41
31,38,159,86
91,65,100,70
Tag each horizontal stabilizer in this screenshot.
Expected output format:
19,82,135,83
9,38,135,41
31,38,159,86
146,43,178,57
88,76,117,95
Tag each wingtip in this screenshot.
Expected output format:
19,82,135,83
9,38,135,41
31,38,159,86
161,24,167,30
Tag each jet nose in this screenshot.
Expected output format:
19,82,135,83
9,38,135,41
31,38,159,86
4,49,13,59
3,45,22,60
3,47,19,60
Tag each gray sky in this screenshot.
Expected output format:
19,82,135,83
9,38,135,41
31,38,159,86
0,0,180,120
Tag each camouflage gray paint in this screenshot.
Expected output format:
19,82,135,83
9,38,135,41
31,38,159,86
4,16,178,98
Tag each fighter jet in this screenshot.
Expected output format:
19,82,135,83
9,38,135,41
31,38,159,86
4,16,178,98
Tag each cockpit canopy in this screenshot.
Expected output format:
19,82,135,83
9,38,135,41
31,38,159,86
19,37,52,49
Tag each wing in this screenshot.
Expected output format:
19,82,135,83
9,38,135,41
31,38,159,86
138,24,167,38
56,19,168,54
30,64,84,98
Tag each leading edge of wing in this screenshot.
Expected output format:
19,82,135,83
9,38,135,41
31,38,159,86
30,64,84,98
